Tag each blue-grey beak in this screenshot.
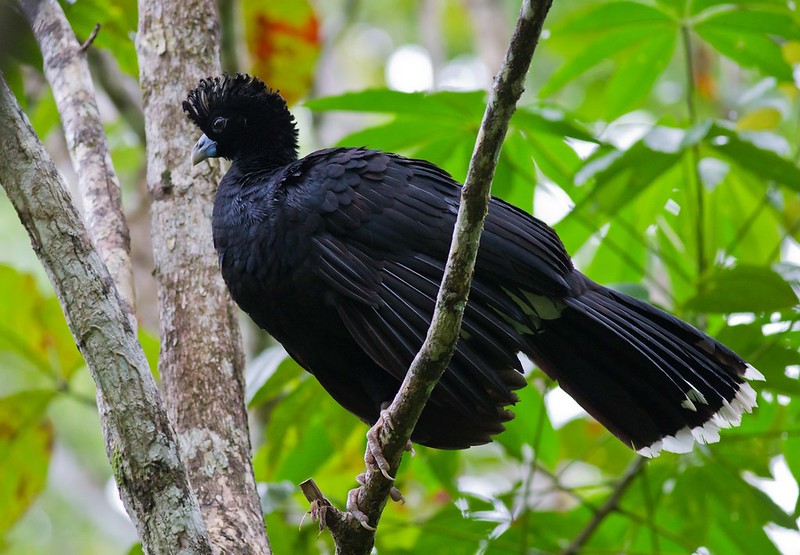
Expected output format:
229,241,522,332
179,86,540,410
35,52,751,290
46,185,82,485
192,134,218,165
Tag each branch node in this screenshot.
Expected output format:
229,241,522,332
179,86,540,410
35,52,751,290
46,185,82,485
300,478,341,534
80,23,101,52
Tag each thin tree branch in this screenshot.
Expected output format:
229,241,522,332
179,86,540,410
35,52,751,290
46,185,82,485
21,0,137,330
79,22,101,51
136,0,270,552
560,456,646,555
0,74,212,555
311,1,554,553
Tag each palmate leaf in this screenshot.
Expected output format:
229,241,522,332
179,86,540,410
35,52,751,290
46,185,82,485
784,437,800,517
560,119,799,265
695,25,793,81
305,89,594,206
692,3,800,81
541,25,670,97
689,0,794,14
604,30,677,119
542,2,676,117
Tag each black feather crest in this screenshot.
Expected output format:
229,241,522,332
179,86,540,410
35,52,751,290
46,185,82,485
183,73,269,128
183,73,299,166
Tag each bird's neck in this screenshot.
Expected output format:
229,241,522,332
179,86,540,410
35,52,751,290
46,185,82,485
234,147,298,175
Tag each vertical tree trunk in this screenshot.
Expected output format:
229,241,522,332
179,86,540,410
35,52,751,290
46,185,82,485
135,1,270,553
0,76,212,555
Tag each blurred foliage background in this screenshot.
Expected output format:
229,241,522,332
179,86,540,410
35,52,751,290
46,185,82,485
2,0,800,553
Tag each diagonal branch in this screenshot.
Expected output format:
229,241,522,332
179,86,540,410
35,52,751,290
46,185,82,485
0,74,212,555
560,456,646,555
21,0,137,329
306,1,555,553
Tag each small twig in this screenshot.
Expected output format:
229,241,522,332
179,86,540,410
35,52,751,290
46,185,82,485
560,456,646,555
22,0,137,331
79,22,101,52
300,479,338,534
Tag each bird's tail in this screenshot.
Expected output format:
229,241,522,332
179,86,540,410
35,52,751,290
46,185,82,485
530,277,763,456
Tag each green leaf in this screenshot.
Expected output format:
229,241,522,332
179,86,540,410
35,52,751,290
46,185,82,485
0,390,54,536
512,106,598,143
566,134,683,220
706,124,800,191
415,447,460,495
542,25,664,96
696,23,793,81
785,437,800,516
684,265,799,312
62,0,138,76
305,89,485,121
0,265,83,394
695,8,800,39
262,377,358,483
245,344,298,407
496,385,558,467
604,30,677,118
401,500,495,553
556,2,673,35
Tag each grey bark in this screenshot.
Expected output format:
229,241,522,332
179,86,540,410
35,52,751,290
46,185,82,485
305,1,555,553
0,75,212,555
21,0,137,330
135,1,269,553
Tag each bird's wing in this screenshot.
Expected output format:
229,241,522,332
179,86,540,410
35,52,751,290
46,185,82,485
281,148,573,423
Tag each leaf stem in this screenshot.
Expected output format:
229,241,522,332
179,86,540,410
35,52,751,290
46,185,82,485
681,20,708,328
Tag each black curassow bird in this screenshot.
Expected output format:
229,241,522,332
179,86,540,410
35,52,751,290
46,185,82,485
184,74,763,457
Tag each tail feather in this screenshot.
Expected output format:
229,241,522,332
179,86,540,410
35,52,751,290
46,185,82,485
528,277,761,456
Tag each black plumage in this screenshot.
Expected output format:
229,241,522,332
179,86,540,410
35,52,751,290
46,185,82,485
183,74,762,456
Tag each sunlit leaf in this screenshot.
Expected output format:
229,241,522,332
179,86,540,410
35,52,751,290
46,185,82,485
604,30,676,118
306,89,485,120
62,0,138,76
403,500,495,552
242,0,321,104
696,8,800,40
0,265,83,393
554,2,673,35
696,21,793,81
684,265,798,313
0,390,54,536
706,124,800,190
542,26,664,96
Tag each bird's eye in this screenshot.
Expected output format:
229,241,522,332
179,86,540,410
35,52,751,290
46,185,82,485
211,116,227,133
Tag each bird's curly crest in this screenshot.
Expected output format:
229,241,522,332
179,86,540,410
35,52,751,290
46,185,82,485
183,74,271,128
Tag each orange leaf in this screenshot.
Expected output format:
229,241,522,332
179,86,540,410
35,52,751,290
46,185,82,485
242,0,321,105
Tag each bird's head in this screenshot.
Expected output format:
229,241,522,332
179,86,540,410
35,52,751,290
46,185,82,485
183,73,299,168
